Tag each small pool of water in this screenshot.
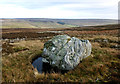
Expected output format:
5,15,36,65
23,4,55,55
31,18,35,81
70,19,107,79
32,57,54,73
32,57,43,73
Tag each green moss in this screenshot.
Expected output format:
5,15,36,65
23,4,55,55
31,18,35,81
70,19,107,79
67,38,71,43
13,46,29,52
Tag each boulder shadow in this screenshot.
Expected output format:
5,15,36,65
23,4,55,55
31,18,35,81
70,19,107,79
42,62,69,74
32,55,69,74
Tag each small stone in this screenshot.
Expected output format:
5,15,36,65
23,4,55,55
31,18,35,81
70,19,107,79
42,35,92,70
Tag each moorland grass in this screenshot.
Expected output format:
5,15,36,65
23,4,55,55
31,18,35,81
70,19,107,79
2,36,119,82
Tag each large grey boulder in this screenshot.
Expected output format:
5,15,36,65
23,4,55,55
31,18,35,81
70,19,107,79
42,35,92,70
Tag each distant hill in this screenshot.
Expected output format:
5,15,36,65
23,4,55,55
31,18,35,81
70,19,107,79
1,18,117,28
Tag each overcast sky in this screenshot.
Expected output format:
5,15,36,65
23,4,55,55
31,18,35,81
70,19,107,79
0,0,119,19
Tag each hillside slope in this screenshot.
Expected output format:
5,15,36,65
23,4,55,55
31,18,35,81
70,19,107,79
1,18,117,28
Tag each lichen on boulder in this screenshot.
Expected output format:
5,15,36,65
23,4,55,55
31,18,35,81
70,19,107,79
42,35,92,70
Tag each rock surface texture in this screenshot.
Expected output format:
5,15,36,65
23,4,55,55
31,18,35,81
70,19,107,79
42,35,92,70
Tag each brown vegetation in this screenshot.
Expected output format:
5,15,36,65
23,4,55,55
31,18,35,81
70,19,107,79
2,24,119,83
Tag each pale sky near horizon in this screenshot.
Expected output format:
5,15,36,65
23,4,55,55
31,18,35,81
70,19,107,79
0,0,119,19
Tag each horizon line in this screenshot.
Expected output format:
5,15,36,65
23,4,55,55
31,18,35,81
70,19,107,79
0,18,118,20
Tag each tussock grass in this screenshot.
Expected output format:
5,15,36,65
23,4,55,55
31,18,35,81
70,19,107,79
2,30,119,82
